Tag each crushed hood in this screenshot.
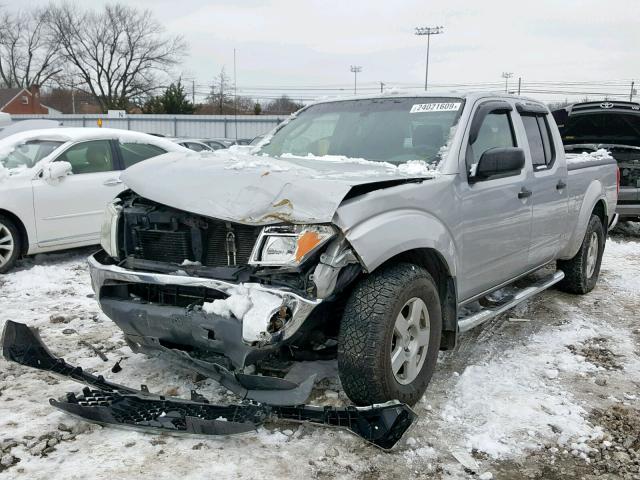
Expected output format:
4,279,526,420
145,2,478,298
121,149,437,225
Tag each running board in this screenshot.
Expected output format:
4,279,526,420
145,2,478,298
457,270,564,333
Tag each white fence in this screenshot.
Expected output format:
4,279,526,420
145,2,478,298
11,114,287,139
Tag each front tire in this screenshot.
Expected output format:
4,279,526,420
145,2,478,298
557,214,605,294
0,215,21,274
337,263,442,406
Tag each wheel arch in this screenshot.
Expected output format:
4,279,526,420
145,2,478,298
340,209,459,349
558,181,609,260
592,199,607,229
377,247,458,350
0,208,28,256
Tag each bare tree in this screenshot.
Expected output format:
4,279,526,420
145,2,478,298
264,95,305,115
0,8,62,88
45,3,186,111
205,68,233,114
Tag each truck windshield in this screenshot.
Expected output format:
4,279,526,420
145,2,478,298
260,97,464,164
561,113,640,147
0,139,64,170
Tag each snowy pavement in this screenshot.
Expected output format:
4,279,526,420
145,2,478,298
1,229,639,480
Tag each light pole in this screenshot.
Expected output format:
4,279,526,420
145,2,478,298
502,72,513,93
350,65,362,95
415,26,444,91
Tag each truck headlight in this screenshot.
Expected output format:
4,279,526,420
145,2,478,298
250,225,336,266
100,200,122,259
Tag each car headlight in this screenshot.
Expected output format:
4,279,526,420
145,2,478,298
100,200,122,259
249,225,336,266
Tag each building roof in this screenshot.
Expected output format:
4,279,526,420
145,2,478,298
0,88,24,109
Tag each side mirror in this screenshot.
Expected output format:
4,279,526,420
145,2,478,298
473,147,525,181
42,161,72,183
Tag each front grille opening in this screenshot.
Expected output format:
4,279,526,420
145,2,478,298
101,283,227,308
126,209,262,268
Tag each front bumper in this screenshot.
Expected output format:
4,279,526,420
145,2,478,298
88,252,322,370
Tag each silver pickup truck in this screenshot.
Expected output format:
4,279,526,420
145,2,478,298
90,92,618,407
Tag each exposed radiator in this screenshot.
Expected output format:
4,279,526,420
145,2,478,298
133,220,260,267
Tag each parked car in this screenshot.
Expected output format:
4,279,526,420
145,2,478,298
207,138,251,147
92,93,618,407
199,139,228,150
170,138,214,152
249,134,265,146
0,128,188,272
552,100,640,221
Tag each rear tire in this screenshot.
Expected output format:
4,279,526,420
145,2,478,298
0,215,21,274
337,263,442,406
557,214,605,294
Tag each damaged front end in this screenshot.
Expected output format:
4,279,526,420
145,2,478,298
1,321,416,450
92,191,362,405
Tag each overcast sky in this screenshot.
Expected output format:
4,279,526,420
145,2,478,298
7,0,640,103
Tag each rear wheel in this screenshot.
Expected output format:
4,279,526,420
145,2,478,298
0,215,21,274
337,263,442,406
557,214,605,294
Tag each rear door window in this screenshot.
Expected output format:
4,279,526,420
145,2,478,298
119,143,166,169
522,114,555,168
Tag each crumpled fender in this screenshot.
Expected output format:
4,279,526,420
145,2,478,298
335,207,457,277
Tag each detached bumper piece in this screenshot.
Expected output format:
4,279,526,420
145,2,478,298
2,321,416,449
52,388,415,449
2,318,314,406
52,388,267,436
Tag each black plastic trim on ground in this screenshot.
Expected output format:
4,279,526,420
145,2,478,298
2,321,417,449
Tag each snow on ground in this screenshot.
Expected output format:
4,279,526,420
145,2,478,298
1,230,639,479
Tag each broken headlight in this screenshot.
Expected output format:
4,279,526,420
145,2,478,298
249,225,336,266
100,199,122,259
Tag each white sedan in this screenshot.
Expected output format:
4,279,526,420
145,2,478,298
0,128,189,272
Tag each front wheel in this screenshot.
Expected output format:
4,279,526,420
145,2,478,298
337,263,442,406
0,215,21,274
557,214,605,294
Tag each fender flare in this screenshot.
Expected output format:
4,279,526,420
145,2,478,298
341,208,458,277
558,181,607,260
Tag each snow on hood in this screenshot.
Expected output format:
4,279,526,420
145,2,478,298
120,149,437,225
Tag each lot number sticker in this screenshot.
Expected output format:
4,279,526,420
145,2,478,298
410,102,462,113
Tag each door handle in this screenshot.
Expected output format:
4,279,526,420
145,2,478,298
103,178,123,186
518,187,533,199
556,180,567,190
